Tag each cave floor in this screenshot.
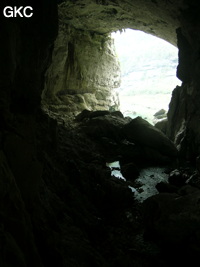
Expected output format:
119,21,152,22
36,107,197,267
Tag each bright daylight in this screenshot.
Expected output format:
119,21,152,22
112,29,181,125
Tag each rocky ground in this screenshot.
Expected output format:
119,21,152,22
35,107,200,266
1,106,200,266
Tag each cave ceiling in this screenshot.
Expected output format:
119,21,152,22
58,0,188,46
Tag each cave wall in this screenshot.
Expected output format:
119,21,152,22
167,2,200,162
42,0,186,115
43,24,121,114
52,0,200,163
0,1,58,266
58,0,182,46
0,1,58,115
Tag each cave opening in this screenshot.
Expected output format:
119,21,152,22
111,28,181,124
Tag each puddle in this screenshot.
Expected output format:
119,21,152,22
106,162,169,202
106,161,126,181
134,167,168,202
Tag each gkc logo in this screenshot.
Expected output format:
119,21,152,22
3,6,33,17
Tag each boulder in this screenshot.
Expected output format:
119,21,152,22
168,168,188,187
75,110,124,122
142,187,200,255
118,141,174,167
154,109,166,117
75,109,110,122
122,116,178,158
155,181,178,193
81,113,127,142
154,118,167,134
120,162,140,181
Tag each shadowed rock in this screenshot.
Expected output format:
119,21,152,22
122,116,178,158
142,186,200,258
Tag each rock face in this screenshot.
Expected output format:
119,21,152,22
0,2,58,116
42,0,200,163
166,20,200,162
58,0,182,46
154,118,168,134
122,117,178,158
142,187,200,263
43,24,121,114
0,1,58,265
42,0,183,116
0,150,43,267
77,111,178,167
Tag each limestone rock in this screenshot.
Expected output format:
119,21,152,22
58,0,182,45
43,24,121,113
142,188,200,256
155,181,178,194
0,150,43,267
122,116,178,158
121,162,140,181
154,109,166,117
168,168,188,187
76,110,110,121
154,118,167,134
81,112,126,141
3,118,43,202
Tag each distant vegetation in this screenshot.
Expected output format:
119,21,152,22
112,29,181,96
112,29,181,123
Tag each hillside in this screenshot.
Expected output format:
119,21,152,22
112,29,181,123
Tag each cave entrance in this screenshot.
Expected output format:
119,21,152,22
112,29,181,125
